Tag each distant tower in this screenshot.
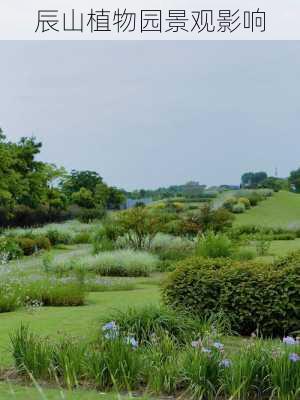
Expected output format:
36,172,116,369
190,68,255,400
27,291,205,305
275,167,278,178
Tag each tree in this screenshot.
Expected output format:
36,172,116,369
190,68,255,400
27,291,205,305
261,177,288,192
289,168,300,193
61,170,103,197
241,171,268,188
71,188,95,208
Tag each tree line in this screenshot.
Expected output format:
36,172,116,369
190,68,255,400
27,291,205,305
240,170,300,192
0,130,125,226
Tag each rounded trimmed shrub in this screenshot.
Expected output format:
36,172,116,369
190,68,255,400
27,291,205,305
232,203,246,214
162,257,300,336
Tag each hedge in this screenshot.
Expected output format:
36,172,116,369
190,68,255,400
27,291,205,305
162,257,300,336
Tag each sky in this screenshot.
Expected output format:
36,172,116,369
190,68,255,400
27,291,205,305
0,41,299,190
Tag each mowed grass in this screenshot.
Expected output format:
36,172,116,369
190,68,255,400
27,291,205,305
235,191,300,228
0,382,146,400
0,287,160,368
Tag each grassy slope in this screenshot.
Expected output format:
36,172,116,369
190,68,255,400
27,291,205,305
235,191,300,228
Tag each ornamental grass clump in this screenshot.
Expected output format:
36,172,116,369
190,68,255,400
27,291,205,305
10,326,300,397
85,250,158,277
195,231,233,258
24,279,86,307
103,304,205,345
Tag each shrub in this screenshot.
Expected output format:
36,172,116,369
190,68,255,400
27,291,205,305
195,232,233,258
34,235,51,251
238,197,251,209
73,231,91,244
0,281,22,312
150,234,194,261
116,207,163,249
92,225,117,253
103,305,204,345
163,257,300,336
0,237,23,262
16,237,37,256
24,280,86,306
256,238,271,256
232,202,246,214
77,207,106,223
223,197,237,211
46,229,72,246
85,250,158,277
247,192,263,206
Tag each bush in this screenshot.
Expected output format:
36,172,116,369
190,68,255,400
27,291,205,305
46,229,72,246
232,202,246,214
85,250,158,277
256,238,271,256
223,197,237,211
195,232,233,258
0,237,23,262
162,257,300,336
24,280,86,306
77,207,106,223
73,231,91,244
34,235,51,251
0,281,22,312
150,234,194,261
92,224,118,253
238,197,251,209
16,237,37,256
247,192,263,206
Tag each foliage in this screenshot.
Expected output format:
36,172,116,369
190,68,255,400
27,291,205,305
149,233,194,261
11,326,300,398
233,247,256,261
241,171,268,188
24,280,86,307
195,232,233,258
46,229,73,245
0,237,23,262
232,202,246,214
116,207,163,250
238,197,251,209
163,257,300,336
255,237,271,256
77,207,106,223
0,281,22,312
104,305,204,345
61,170,125,211
289,167,300,193
86,250,158,277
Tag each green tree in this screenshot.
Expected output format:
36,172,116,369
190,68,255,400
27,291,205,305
241,171,268,188
71,188,95,209
289,168,300,192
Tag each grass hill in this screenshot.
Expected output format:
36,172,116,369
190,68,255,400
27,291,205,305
234,191,300,228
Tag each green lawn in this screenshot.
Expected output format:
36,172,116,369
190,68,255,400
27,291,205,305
0,382,145,400
235,191,300,228
0,287,159,368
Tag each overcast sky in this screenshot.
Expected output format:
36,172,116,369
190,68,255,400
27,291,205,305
0,41,299,190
